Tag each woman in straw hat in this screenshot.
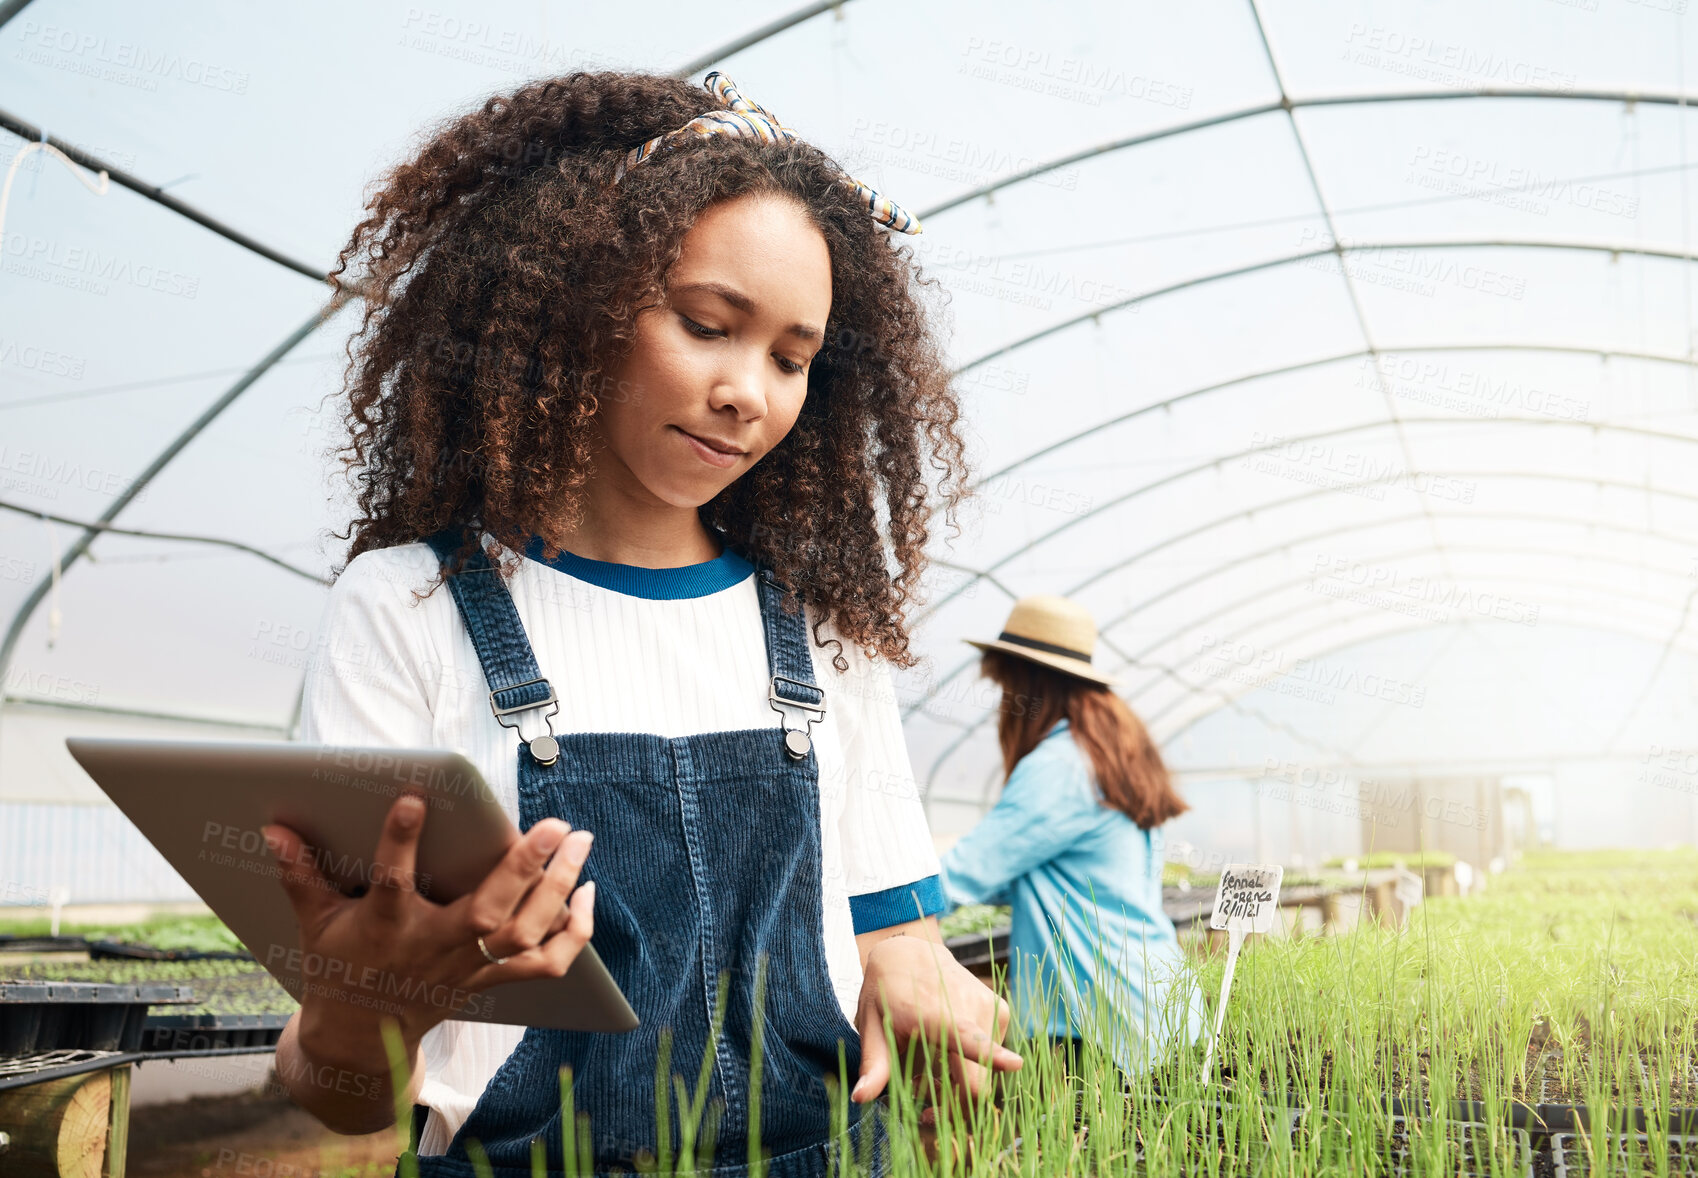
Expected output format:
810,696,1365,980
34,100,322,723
938,594,1205,1076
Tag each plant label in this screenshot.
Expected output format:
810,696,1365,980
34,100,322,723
1209,863,1284,934
1201,863,1283,1085
1395,867,1424,908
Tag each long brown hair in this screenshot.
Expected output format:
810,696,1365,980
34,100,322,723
980,649,1188,830
323,70,969,674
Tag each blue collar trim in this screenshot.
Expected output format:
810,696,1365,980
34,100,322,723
522,536,755,600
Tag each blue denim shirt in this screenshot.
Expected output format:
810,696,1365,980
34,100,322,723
938,718,1203,1072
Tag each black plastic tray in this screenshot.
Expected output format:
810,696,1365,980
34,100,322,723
0,982,195,1054
0,933,253,961
139,1011,293,1055
1550,1131,1698,1176
1388,1095,1698,1138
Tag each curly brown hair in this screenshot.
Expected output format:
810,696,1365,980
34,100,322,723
324,70,972,673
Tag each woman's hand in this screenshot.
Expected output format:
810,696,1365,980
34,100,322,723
850,933,1022,1107
261,791,597,1064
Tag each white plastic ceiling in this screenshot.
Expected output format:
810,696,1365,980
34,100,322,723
3,0,1696,851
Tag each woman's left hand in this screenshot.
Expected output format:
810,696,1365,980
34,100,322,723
850,933,1023,1105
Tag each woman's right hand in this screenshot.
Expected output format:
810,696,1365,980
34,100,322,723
261,791,596,1062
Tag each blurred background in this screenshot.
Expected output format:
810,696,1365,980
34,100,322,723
2,0,1695,910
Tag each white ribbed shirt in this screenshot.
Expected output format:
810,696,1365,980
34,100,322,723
294,537,941,1155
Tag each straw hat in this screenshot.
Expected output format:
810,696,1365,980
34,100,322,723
964,594,1122,687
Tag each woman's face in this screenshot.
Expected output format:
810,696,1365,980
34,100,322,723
593,191,833,509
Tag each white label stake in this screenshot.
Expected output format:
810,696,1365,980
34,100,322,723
1394,866,1424,927
1200,863,1283,1086
1399,869,1426,916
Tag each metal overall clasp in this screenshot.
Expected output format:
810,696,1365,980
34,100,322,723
490,676,562,766
769,673,827,760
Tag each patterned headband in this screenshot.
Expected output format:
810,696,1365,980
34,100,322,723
613,71,923,235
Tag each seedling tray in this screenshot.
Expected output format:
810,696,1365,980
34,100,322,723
139,1011,292,1055
1326,1116,1533,1178
1190,1100,1532,1178
1113,1094,1309,1175
1390,1119,1531,1178
1139,1093,1308,1135
0,982,194,1054
0,933,253,960
1550,1132,1698,1176
1391,1094,1698,1137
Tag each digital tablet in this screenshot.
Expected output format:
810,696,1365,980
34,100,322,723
64,736,639,1033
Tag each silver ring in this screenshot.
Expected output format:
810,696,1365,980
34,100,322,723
476,935,508,966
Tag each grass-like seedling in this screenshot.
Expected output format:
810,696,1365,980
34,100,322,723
428,848,1686,1176
0,911,248,954
11,849,1690,1175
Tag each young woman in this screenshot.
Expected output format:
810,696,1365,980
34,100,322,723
938,594,1204,1077
264,70,1020,1178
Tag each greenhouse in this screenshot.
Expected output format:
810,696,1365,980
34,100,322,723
1,0,1696,1175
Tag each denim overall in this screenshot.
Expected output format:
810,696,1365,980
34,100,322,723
409,529,887,1178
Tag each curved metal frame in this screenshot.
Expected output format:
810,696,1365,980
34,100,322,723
949,238,1698,374
918,486,1698,707
916,494,1698,786
914,82,1698,223
0,499,330,584
911,419,1698,635
933,570,1698,811
0,0,868,281
0,106,331,282
670,0,859,79
1156,599,1698,751
1108,510,1698,688
949,342,1698,500
906,12,1698,770
1141,570,1695,730
8,7,1698,750
0,297,350,757
932,603,1698,814
920,504,1696,751
918,494,1698,716
908,2,1698,777
1123,543,1695,711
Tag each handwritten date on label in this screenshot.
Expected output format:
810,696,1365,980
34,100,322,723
1209,863,1285,934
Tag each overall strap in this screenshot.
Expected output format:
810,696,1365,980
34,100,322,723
751,559,827,760
423,528,562,766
